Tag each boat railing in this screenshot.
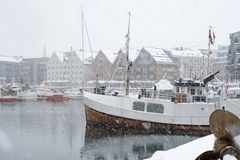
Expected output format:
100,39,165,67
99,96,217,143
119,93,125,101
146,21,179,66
139,89,172,100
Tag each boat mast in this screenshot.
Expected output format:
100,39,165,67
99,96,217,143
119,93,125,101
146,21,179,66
207,26,212,75
125,12,131,96
81,5,84,90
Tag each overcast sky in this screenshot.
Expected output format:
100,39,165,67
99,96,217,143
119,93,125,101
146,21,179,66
0,0,240,57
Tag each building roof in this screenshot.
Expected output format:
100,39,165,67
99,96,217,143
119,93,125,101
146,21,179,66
170,49,207,58
100,50,118,64
54,52,65,62
144,47,173,64
0,55,20,63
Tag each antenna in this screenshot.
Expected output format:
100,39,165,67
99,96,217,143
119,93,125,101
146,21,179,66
42,43,47,57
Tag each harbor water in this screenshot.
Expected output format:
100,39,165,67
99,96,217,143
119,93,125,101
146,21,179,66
0,101,198,160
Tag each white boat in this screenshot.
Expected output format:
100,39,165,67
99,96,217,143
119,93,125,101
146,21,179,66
84,19,240,136
64,90,83,99
17,84,38,102
17,90,38,102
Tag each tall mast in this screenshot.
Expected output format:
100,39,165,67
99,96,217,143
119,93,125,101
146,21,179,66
125,12,131,96
207,26,212,75
81,5,84,90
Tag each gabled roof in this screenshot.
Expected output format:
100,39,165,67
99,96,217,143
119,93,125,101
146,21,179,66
143,47,173,64
54,52,66,62
99,50,118,64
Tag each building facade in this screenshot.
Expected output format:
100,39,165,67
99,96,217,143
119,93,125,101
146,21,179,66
227,31,240,82
47,51,83,87
0,56,19,84
19,57,49,85
132,48,157,81
111,50,128,81
91,50,112,81
149,48,179,82
211,45,228,81
170,49,207,80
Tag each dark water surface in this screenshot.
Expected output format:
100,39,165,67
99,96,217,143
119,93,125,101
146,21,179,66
0,101,198,160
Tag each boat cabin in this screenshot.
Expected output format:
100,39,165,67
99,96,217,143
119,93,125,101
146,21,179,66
173,79,207,103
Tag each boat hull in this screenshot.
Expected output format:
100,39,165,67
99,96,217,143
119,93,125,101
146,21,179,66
85,105,210,136
0,97,17,103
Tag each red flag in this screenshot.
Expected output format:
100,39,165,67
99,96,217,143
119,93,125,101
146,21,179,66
212,31,216,44
208,29,214,45
209,29,215,45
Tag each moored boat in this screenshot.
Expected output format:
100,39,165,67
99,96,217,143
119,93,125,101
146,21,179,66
37,84,64,102
84,73,224,136
83,16,240,136
0,85,18,102
64,90,83,100
17,84,38,102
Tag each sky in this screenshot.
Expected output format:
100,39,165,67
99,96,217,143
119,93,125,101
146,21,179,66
0,0,240,57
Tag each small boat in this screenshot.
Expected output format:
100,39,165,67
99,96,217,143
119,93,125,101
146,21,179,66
0,84,18,102
17,84,37,102
37,84,64,102
64,90,83,100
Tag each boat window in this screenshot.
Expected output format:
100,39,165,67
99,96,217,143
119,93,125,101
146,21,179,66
133,101,145,111
147,103,164,113
190,89,195,95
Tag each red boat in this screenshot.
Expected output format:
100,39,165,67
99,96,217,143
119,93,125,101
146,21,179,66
0,85,18,103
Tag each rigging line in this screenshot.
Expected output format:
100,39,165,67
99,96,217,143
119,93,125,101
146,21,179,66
83,15,93,60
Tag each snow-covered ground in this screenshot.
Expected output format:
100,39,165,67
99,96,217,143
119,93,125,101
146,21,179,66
145,134,215,160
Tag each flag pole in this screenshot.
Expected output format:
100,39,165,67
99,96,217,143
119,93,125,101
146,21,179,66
207,26,212,75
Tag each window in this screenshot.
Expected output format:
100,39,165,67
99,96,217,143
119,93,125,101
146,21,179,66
191,89,195,95
197,89,202,95
147,103,164,113
133,101,145,111
176,87,179,93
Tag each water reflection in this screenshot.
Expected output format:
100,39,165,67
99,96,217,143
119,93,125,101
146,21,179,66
0,101,85,160
0,101,198,160
82,125,198,160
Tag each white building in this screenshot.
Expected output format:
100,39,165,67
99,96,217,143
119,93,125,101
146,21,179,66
47,51,83,87
170,49,208,80
211,45,228,81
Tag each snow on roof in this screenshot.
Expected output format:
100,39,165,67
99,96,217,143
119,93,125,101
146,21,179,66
154,79,173,90
54,52,65,62
146,134,215,160
170,49,207,58
0,56,20,63
144,48,173,64
100,50,119,64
